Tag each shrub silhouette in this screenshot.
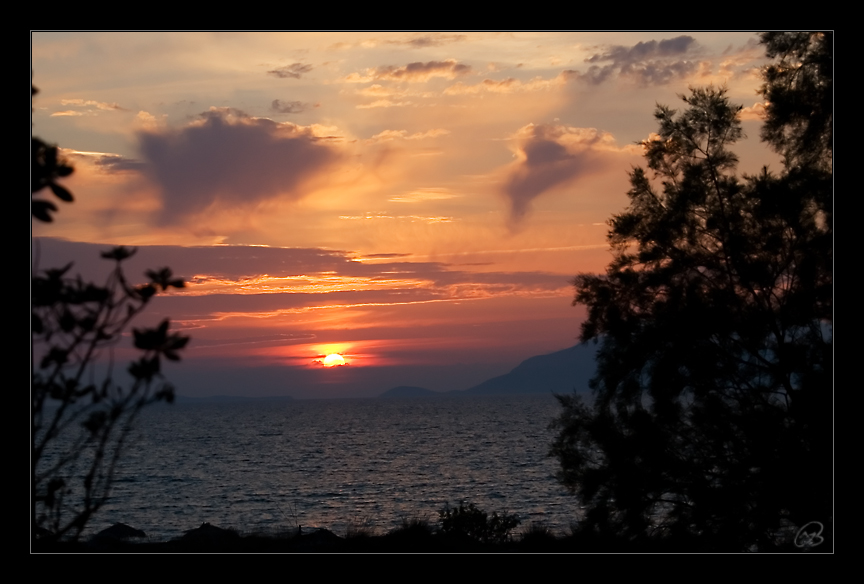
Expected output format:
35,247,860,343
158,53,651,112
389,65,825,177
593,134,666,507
438,502,520,544
31,84,189,543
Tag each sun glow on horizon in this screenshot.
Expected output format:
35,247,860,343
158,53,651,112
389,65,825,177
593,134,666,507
321,353,346,367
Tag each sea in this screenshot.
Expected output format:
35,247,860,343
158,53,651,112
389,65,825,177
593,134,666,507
81,393,584,542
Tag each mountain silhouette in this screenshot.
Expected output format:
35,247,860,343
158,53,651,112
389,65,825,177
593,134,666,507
458,344,596,396
378,344,597,398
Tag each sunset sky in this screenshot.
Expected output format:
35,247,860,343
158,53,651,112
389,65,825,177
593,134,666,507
31,32,781,398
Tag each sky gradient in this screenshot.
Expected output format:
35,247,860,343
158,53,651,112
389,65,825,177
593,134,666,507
31,32,781,398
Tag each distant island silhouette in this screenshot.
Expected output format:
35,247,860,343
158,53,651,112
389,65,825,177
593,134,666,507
379,343,597,398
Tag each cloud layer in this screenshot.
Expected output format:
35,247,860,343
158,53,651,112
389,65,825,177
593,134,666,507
137,108,341,224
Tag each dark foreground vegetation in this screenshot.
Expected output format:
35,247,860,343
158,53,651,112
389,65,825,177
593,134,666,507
32,85,188,542
33,502,829,553
33,522,827,553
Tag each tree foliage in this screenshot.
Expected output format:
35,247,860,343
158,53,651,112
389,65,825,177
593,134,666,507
550,34,831,551
32,85,189,542
760,32,832,174
31,86,75,223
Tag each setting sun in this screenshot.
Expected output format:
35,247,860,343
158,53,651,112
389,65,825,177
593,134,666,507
322,353,346,367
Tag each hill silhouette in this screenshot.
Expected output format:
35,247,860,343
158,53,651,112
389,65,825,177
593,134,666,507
459,344,595,396
378,344,597,398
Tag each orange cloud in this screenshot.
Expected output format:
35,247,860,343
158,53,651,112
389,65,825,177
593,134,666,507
366,128,450,143
388,187,458,203
345,59,471,83
739,102,767,121
356,99,414,109
444,72,572,95
59,98,124,111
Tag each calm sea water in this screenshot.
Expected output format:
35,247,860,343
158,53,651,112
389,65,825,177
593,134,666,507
87,394,582,541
